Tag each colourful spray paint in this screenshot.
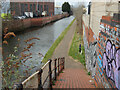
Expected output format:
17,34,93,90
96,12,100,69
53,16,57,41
103,40,120,89
95,14,120,89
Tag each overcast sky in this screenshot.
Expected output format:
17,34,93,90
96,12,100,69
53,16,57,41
55,0,91,7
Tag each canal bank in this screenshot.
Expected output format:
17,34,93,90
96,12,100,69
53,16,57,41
2,14,69,33
3,16,74,79
42,19,75,63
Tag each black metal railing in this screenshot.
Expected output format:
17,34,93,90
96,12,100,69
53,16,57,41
13,57,65,90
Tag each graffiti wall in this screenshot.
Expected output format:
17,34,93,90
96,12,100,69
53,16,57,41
82,20,97,77
95,13,120,89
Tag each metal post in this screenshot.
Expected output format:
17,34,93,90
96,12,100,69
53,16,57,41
38,69,43,90
13,83,23,90
60,58,62,72
63,57,65,70
58,58,60,75
54,58,57,81
49,59,52,89
61,57,63,71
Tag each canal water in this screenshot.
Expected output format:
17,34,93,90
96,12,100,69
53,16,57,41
3,16,74,75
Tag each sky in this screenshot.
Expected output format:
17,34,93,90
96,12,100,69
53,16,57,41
1,0,91,13
55,0,91,7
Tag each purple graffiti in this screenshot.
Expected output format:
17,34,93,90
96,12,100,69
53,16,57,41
103,39,120,89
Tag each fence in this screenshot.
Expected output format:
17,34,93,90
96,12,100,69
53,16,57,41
13,57,65,89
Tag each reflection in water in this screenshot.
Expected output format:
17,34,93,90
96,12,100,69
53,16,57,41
3,16,74,74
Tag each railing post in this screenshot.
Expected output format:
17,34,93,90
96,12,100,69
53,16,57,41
13,83,23,90
60,58,62,72
61,58,63,72
63,57,65,70
49,59,52,89
58,58,60,75
54,58,57,81
38,69,43,90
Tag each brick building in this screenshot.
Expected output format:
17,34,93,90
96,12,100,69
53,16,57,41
10,0,54,17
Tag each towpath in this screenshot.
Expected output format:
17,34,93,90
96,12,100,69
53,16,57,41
51,20,95,88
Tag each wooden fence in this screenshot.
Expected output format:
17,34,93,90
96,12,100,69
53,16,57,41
13,57,65,89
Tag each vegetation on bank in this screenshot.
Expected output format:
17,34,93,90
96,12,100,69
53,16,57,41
42,18,75,63
2,28,40,88
1,13,12,19
69,30,86,66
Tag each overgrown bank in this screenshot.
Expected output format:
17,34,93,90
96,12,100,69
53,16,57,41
69,30,85,66
42,19,75,63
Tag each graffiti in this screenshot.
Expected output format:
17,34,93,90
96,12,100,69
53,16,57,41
97,54,103,75
103,39,120,89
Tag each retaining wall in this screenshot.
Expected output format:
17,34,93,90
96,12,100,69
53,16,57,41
95,13,120,89
2,14,69,32
82,13,120,89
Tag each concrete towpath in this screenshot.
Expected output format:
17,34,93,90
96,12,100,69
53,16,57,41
51,20,95,88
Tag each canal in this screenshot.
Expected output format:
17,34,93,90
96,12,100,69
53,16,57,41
3,16,74,75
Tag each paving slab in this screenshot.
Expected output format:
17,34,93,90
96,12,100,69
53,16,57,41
51,20,95,88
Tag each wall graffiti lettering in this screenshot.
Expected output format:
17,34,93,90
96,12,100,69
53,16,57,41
97,54,103,75
103,39,120,89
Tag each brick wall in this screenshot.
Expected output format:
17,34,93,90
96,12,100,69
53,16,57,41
95,13,120,89
82,16,97,77
82,13,120,89
10,2,54,16
2,14,69,32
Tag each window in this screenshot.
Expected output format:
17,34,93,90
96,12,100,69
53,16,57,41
44,5,46,11
21,3,24,15
30,4,33,12
46,5,49,15
40,5,43,13
38,4,40,11
33,4,36,12
25,4,28,12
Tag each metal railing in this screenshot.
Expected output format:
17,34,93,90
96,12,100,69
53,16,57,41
13,57,65,90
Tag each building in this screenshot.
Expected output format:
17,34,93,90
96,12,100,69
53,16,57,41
10,0,54,17
54,6,62,15
82,0,120,89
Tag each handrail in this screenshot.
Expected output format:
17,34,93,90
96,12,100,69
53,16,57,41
22,71,39,85
21,60,50,85
41,60,50,70
13,57,65,90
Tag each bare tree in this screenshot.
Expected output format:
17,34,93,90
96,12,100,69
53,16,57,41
72,2,86,33
0,0,10,14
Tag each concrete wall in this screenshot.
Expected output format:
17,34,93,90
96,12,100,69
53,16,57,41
2,14,68,32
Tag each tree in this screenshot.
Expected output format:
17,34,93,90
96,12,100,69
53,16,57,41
72,3,86,33
0,0,10,14
62,2,71,14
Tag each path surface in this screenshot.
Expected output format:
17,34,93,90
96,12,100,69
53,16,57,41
51,20,95,88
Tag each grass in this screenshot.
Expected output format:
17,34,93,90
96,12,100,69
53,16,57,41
42,19,75,63
68,30,86,66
